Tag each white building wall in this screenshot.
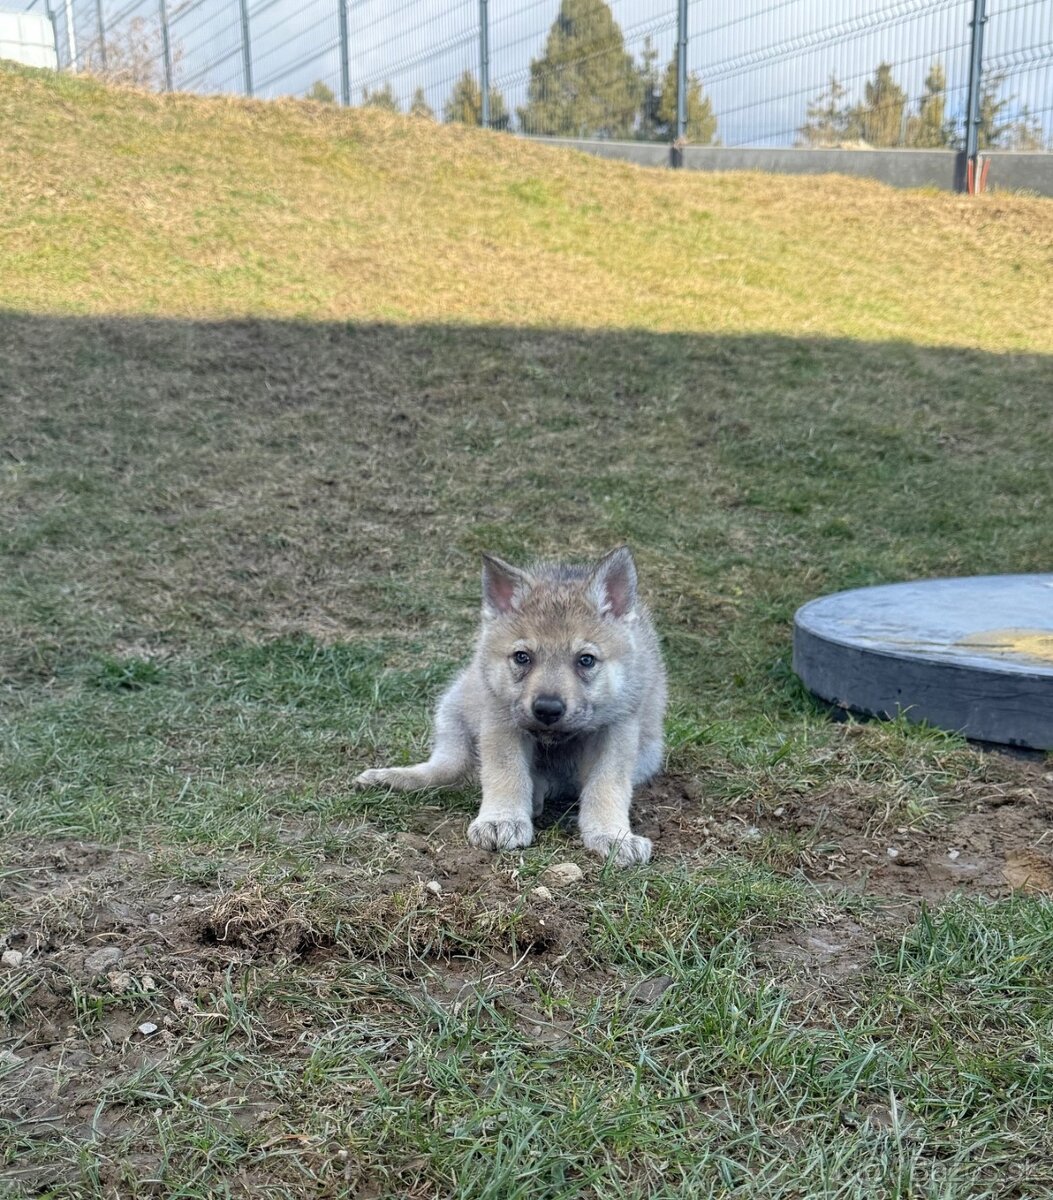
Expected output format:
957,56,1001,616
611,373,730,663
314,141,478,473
0,11,59,70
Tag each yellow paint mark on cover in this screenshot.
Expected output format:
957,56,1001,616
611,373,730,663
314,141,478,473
957,628,1053,665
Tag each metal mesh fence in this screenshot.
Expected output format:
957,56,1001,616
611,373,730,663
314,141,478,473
173,0,247,94
350,0,477,117
693,0,973,148
985,0,1053,144
20,0,1053,150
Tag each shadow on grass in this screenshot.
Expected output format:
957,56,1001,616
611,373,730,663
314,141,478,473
3,313,1049,683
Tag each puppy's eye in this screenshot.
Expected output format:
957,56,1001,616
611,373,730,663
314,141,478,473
577,653,596,669
512,651,532,666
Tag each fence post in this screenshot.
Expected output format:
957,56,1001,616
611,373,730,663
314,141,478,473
158,0,173,91
64,0,78,69
960,0,989,193
239,0,253,96
479,0,490,128
44,0,62,69
672,0,688,166
94,0,106,70
338,0,350,106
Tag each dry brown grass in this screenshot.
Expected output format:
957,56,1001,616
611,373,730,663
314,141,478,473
2,63,1050,350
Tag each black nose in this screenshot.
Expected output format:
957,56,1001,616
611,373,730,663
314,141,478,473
532,695,565,725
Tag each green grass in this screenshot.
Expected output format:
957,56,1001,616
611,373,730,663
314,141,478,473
0,63,1052,1197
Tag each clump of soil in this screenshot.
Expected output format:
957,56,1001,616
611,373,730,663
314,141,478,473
342,881,565,964
197,881,333,957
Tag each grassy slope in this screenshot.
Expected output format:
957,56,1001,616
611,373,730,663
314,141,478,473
2,63,1053,1198
2,64,1051,349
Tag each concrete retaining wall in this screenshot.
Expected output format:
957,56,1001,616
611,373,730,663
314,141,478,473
522,137,1053,197
0,11,58,71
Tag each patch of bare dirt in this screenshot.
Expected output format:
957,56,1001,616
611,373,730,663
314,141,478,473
624,751,1052,988
752,916,879,989
632,754,1053,905
0,830,602,1191
0,828,595,1067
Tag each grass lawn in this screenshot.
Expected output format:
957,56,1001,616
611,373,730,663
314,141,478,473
1,62,1052,1198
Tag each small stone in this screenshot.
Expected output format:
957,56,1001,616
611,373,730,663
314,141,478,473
425,880,442,896
141,975,157,991
84,946,123,973
542,862,584,886
107,970,132,991
896,826,908,834
947,849,961,860
631,975,673,1004
531,885,554,902
137,1022,159,1036
886,847,899,859
147,913,162,925
773,807,785,818
1,949,23,968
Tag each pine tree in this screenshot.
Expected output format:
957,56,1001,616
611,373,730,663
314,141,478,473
975,74,1012,149
443,71,510,130
637,36,662,141
798,75,854,146
1007,106,1045,151
305,80,336,104
905,63,954,147
656,57,717,144
518,0,640,139
853,63,907,147
409,87,434,120
361,83,399,113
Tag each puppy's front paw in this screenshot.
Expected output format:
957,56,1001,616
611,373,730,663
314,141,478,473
467,816,534,851
582,831,652,866
354,767,413,790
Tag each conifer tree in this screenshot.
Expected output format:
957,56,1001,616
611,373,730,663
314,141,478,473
905,63,954,147
518,0,639,139
409,87,434,119
361,83,399,113
443,70,510,130
798,75,855,146
852,63,908,147
656,56,717,143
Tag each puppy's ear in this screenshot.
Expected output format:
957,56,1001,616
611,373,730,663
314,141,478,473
589,546,638,619
481,553,532,619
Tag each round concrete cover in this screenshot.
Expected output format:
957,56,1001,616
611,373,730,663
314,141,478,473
793,574,1053,749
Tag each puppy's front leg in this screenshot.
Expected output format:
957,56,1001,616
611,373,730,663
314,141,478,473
578,726,651,866
467,720,534,851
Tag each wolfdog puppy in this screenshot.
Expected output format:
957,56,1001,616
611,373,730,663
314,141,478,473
355,547,666,865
